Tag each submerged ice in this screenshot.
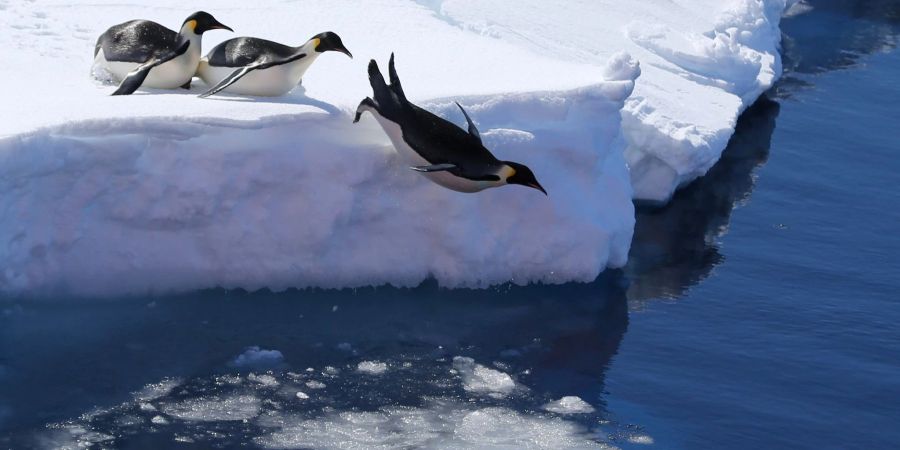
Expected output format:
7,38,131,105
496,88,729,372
0,0,795,295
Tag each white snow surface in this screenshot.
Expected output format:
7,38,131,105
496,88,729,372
430,0,796,201
0,0,792,296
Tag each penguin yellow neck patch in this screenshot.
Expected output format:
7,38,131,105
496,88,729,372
311,38,322,50
500,165,516,181
186,20,198,32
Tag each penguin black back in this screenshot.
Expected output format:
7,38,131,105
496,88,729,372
94,20,179,63
364,55,500,172
206,37,298,68
357,55,547,194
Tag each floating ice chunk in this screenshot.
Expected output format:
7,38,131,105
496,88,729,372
305,380,326,390
254,400,603,449
452,356,516,397
150,415,169,425
295,391,309,400
132,378,181,402
248,373,280,387
543,396,596,414
114,415,143,427
356,361,388,375
217,374,244,385
138,402,157,412
230,347,284,369
162,395,261,422
628,434,655,445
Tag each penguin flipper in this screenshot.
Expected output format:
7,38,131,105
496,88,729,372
455,102,482,144
387,53,407,102
111,40,191,96
411,163,456,172
199,53,308,98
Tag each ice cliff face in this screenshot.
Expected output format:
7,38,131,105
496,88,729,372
0,0,792,296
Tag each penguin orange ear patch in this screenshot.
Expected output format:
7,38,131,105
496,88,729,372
187,19,198,31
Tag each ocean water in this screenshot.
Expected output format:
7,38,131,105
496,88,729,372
1,1,899,448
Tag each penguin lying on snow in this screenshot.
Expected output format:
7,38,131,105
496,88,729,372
94,11,232,96
197,32,352,98
354,54,547,195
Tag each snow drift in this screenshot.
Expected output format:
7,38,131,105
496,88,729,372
0,0,793,296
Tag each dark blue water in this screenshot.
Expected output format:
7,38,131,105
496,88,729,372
2,2,899,449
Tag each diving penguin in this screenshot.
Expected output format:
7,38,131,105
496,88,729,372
93,11,232,96
197,32,352,98
353,54,547,195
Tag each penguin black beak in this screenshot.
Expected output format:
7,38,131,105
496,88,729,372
337,45,353,59
529,182,548,196
212,21,233,32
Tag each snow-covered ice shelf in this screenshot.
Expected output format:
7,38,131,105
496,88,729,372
0,0,793,296
430,0,796,202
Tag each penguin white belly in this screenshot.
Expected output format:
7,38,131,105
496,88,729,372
370,113,499,193
197,56,316,96
94,49,198,89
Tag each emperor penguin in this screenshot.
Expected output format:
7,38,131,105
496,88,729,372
197,32,352,98
93,11,232,96
354,54,547,195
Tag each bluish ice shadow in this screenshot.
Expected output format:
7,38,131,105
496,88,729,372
196,85,342,115
775,0,900,96
626,96,780,304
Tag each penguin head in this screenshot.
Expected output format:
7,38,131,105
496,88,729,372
310,32,353,58
503,161,547,195
183,11,233,35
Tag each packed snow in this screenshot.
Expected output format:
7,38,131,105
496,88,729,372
0,0,794,296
